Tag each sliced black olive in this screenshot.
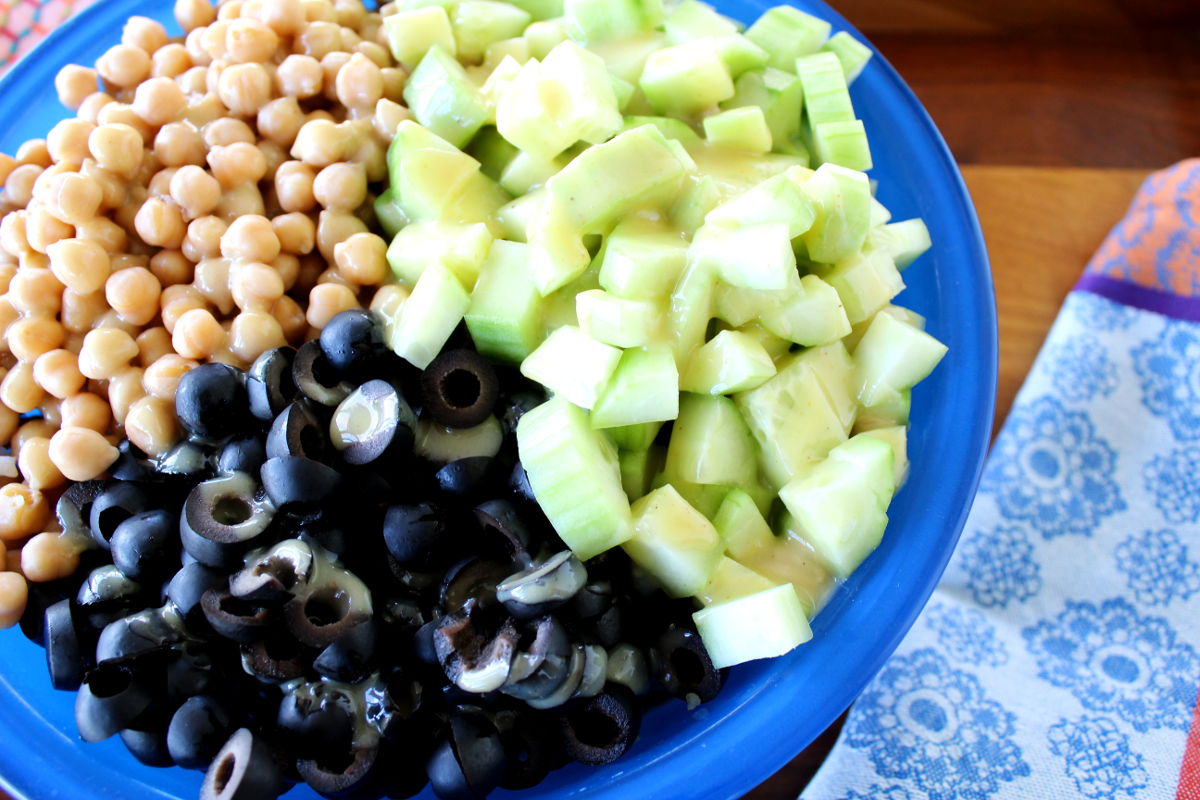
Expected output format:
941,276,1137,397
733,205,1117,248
567,581,613,620
502,616,573,702
435,457,494,497
216,435,267,476
248,346,298,421
277,682,355,759
181,474,275,569
577,644,609,698
439,558,511,614
319,309,386,376
499,391,544,437
166,642,214,700
121,725,175,767
560,686,640,766
77,565,144,632
383,502,447,569
57,480,105,542
298,746,380,798
422,350,499,429
524,644,586,710
44,598,86,690
414,619,440,666
591,604,624,649
96,608,186,663
496,552,587,619
19,582,64,646
177,362,252,441
473,500,535,565
89,482,150,550
266,399,329,462
650,624,723,704
241,634,311,683
434,605,519,694
260,456,342,520
283,572,372,648
229,539,314,606
168,695,235,770
110,509,178,583
110,440,157,482
293,339,354,407
604,643,650,696
507,462,536,505
330,380,416,466
165,563,226,629
158,440,214,479
426,713,506,800
201,728,288,800
313,619,377,682
201,589,273,644
364,670,424,742
75,663,153,742
497,715,555,791
415,416,504,465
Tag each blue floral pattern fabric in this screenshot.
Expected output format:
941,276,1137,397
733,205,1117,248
804,283,1200,800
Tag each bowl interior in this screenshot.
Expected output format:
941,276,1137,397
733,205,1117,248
0,2,996,799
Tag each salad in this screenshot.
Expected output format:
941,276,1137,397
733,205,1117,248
0,0,947,798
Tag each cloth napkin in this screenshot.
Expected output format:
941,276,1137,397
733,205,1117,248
0,0,88,74
803,161,1200,800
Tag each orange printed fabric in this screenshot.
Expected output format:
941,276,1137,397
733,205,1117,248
0,0,89,76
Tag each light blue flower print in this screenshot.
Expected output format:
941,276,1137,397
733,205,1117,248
1144,446,1200,524
1047,716,1149,799
925,603,1008,666
958,525,1042,608
1023,598,1199,732
1067,291,1138,331
1045,334,1118,402
844,648,1030,800
982,397,1125,539
836,786,913,800
1115,529,1200,606
1132,325,1200,440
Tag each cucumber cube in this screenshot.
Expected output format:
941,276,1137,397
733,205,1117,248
387,263,471,369
468,126,520,181
527,194,590,295
465,240,544,363
621,116,703,146
713,285,769,327
738,322,792,360
697,556,779,606
802,163,873,264
703,106,773,153
386,221,493,289
624,484,723,597
389,122,511,229
478,56,524,123
668,261,718,363
814,119,873,171
500,151,567,196
759,273,851,347
694,584,813,668
653,473,731,520
868,218,932,269
736,355,848,488
692,222,797,291
670,174,724,236
483,38,532,71
598,216,689,300
725,67,806,157
588,32,666,84
495,190,540,242
860,425,909,489
844,303,926,352
546,125,690,233
507,0,563,21
855,386,911,432
690,145,809,198
666,394,757,487
797,51,855,129
576,290,660,348
713,487,775,562
619,445,665,501
517,398,633,560
383,7,456,67
640,42,735,116
524,20,568,59
563,0,665,44
520,325,622,410
824,249,905,324
822,31,873,84
779,434,895,577
607,421,664,452
403,46,490,148
373,189,409,238
854,311,948,406
713,35,771,78
452,1,532,64
395,0,453,9
705,167,815,238
592,346,680,429
681,329,776,395
791,341,857,432
746,6,830,71
665,0,739,44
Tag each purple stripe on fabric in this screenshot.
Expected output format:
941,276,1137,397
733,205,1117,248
1075,273,1200,323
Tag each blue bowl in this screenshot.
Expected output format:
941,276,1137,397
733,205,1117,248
0,2,996,798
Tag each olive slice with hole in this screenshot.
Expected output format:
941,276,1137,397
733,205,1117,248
168,695,235,771
260,457,342,521
96,607,186,663
200,728,288,800
266,399,329,462
44,598,86,690
319,309,386,376
435,457,494,497
158,440,215,479
383,502,447,570
434,605,519,694
89,482,151,550
496,552,587,619
176,362,252,442
426,714,506,800
293,339,354,407
181,473,275,569
75,663,153,742
439,558,511,614
229,539,314,607
241,634,311,683
201,589,273,644
313,619,377,682
473,500,535,566
415,416,503,465
649,623,724,704
284,570,373,648
604,643,650,696
278,682,355,759
166,563,227,630
77,565,143,632
57,479,105,541
575,643,609,699
121,726,175,767
560,686,640,766
498,715,556,791
525,645,586,710
421,350,499,429
216,435,267,477
330,380,416,466
248,347,298,421
297,745,380,798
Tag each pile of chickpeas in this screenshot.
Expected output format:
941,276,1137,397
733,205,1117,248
0,0,417,627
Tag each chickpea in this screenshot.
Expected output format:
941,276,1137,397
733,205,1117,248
44,172,103,226
17,437,65,490
335,52,383,110
46,119,95,166
169,164,221,219
303,0,337,23
5,164,41,208
0,263,13,295
97,44,152,88
226,18,279,63
125,395,181,458
272,212,315,255
176,0,217,31
107,366,146,425
79,160,125,211
373,97,411,139
314,162,366,212
316,208,367,262
78,327,139,380
272,253,299,291
334,231,387,286
10,271,67,317
229,310,285,362
77,92,116,124
32,349,85,399
356,41,390,69
276,54,323,99
20,533,83,584
89,123,143,175
105,266,162,326
297,21,342,59
192,256,234,313
305,282,358,329
75,217,128,254
161,285,208,333
216,182,265,219
183,93,226,128
48,426,119,482
200,20,231,61
12,420,56,459
230,260,285,311
260,0,305,35
38,399,63,429
184,28,212,67
217,62,272,117
95,103,151,144
149,249,192,287
220,215,280,263
152,123,206,170
258,141,287,182
0,212,29,258
109,253,149,271
123,16,170,54
152,44,193,79
0,573,28,629
142,353,197,399
134,196,186,248
205,118,259,148
370,283,409,317
218,0,245,21
60,393,110,433
66,287,115,337
55,65,99,111
275,160,316,212
172,307,227,359
128,77,188,128
183,215,227,261
272,293,307,343
16,139,51,168
25,206,74,254
257,97,304,148
319,51,351,102
207,141,267,187
0,483,49,542
0,363,44,414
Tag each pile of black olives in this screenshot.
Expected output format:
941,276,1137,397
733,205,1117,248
18,311,726,800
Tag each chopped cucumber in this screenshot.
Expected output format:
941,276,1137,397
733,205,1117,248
704,106,772,153
451,1,532,64
792,341,857,432
669,174,724,236
802,163,873,264
597,216,689,301
640,41,735,116
813,119,872,172
666,394,757,486
854,311,948,406
697,556,778,606
404,46,490,148
468,126,520,181
692,222,798,291
724,67,806,157
666,0,739,43
759,273,852,347
383,7,456,67
704,167,815,238
524,19,568,59
520,325,621,410
588,32,666,84
713,284,770,327
712,35,771,78
667,261,717,363
652,472,731,520
860,425,909,489
576,290,660,348
517,398,633,560
779,433,894,577
621,116,703,145
464,240,544,363
694,584,813,668
868,218,933,269
680,329,776,395
712,487,775,562
527,193,590,295
822,31,872,84
591,346,680,429
619,445,664,501
373,189,409,238
607,421,664,452
738,322,792,360
563,0,665,43
507,0,563,21
745,6,831,71
483,38,532,70
624,484,724,597
386,220,493,289
824,249,905,325
494,190,540,242
796,51,854,127
500,150,569,196
387,262,471,369
855,386,911,432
